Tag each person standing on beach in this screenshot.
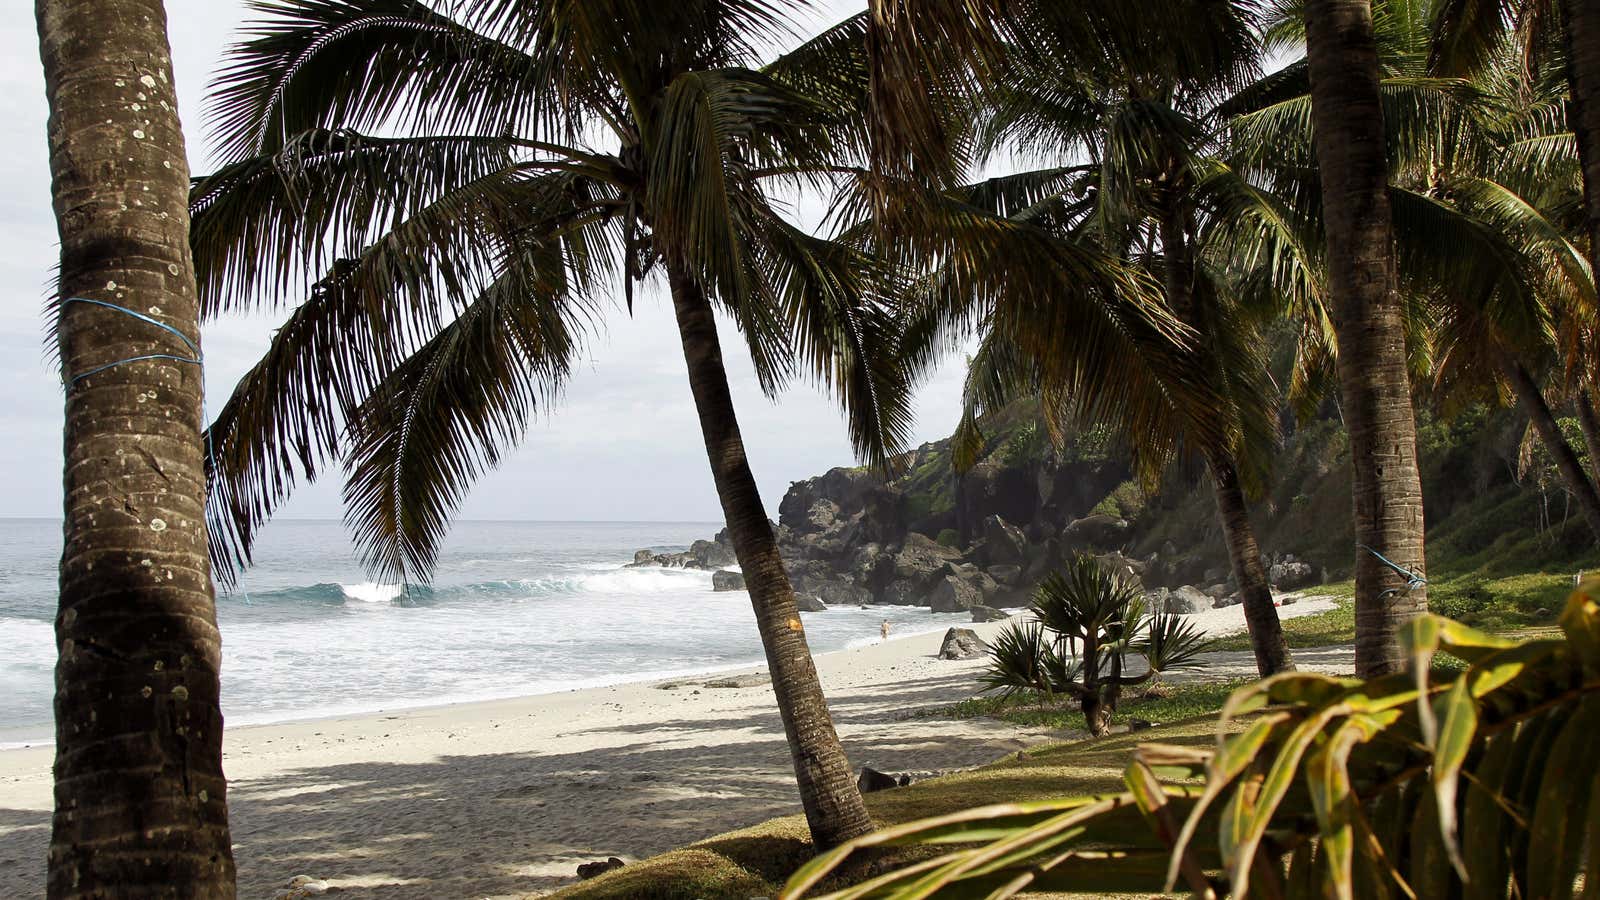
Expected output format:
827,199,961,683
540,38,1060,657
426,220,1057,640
880,619,891,641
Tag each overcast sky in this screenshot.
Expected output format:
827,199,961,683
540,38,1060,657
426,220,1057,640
1,1,970,524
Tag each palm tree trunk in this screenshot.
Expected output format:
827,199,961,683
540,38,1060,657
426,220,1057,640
1498,354,1600,543
665,263,875,849
1156,206,1292,678
1303,0,1430,678
37,0,235,895
1207,455,1295,677
1563,0,1600,285
1574,388,1600,485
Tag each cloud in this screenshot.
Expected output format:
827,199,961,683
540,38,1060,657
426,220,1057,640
5,0,969,526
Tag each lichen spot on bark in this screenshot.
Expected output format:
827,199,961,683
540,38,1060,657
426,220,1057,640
149,518,167,532
171,686,189,701
140,686,153,698
140,74,157,89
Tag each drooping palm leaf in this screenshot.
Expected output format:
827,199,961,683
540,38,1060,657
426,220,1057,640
783,586,1600,899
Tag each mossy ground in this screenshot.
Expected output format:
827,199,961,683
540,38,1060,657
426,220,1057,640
543,569,1587,899
542,715,1227,900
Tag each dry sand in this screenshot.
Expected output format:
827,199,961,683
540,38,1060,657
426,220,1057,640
0,594,1346,899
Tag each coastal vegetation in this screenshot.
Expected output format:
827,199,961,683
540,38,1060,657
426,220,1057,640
26,0,1600,897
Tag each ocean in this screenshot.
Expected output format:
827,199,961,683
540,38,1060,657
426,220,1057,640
0,519,969,746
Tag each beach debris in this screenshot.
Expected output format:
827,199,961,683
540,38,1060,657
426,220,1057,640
704,673,770,689
576,857,626,880
937,628,987,660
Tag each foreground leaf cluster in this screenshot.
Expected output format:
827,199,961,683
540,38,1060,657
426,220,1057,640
785,583,1600,899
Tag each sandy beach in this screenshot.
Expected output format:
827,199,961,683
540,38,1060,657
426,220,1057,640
0,597,1344,899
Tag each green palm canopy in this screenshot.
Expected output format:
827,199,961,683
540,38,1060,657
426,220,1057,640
192,0,925,584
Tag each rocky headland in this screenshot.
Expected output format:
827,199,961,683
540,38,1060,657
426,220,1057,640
627,405,1329,619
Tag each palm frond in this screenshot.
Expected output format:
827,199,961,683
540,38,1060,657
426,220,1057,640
342,252,589,582
784,587,1600,900
208,0,564,163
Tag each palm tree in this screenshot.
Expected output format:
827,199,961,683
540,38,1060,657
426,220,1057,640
1241,4,1600,545
36,0,236,895
1300,0,1431,677
856,0,1431,676
1430,1,1600,368
190,0,926,848
934,10,1299,677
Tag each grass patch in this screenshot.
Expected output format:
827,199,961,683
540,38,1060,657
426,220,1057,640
545,716,1230,900
937,678,1251,732
1211,588,1357,652
1206,569,1570,654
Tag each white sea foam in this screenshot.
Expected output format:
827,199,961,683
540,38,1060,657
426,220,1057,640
339,581,405,604
0,520,983,743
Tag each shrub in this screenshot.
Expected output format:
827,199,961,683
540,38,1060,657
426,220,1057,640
982,555,1210,735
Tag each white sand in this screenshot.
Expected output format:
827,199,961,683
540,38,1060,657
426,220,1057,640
0,594,1347,899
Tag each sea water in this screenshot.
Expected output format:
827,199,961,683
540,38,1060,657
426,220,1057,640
0,519,970,746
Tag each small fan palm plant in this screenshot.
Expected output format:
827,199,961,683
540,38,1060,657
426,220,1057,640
984,555,1211,736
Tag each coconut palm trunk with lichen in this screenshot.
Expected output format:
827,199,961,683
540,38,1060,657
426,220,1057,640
665,262,875,849
1156,206,1293,677
36,0,235,896
1303,0,1430,678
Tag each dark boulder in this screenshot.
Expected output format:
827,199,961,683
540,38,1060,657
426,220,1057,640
929,575,982,613
938,627,988,660
857,767,903,793
987,564,1022,586
1095,551,1144,587
879,579,920,606
795,596,828,613
811,579,871,607
1164,585,1210,614
711,570,746,592
577,858,625,880
969,605,1009,623
958,463,1038,542
1061,514,1130,550
689,539,736,569
891,533,962,587
1269,560,1318,591
982,515,1028,565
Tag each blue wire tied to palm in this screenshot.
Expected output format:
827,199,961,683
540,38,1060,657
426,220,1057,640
58,295,218,492
1358,543,1427,600
60,296,202,389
